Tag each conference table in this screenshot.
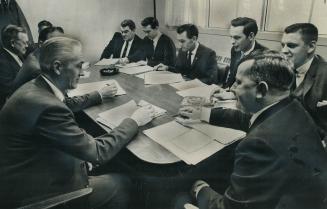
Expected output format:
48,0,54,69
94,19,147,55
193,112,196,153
76,64,237,209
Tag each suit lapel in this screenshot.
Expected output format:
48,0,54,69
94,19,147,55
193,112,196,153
191,44,203,68
302,56,319,97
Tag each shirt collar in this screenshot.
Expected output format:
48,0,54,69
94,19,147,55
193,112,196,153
41,75,65,102
190,41,199,55
3,47,23,67
249,101,279,127
242,41,256,56
296,56,314,75
152,31,162,44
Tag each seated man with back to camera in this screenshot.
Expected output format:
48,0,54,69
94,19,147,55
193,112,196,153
0,36,156,209
154,24,218,84
100,19,144,64
175,51,327,209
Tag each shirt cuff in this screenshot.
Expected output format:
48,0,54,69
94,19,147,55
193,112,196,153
200,107,211,122
97,90,103,102
195,183,210,199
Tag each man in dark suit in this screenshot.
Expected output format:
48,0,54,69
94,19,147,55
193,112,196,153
154,24,217,84
141,17,176,67
223,17,267,89
0,36,155,209
281,23,327,143
100,19,144,63
175,51,327,209
0,24,28,108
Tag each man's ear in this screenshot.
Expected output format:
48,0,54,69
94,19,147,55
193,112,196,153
307,40,317,54
256,81,268,99
248,32,255,41
10,39,15,48
52,60,62,76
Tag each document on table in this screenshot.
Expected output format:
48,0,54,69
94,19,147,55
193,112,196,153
97,100,167,129
143,121,245,165
144,71,184,85
169,79,207,91
67,80,126,97
176,84,219,101
95,58,119,66
119,65,153,75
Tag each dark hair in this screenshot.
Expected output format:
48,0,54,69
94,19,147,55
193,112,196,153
241,50,294,91
121,19,136,31
38,20,52,29
141,17,159,29
38,26,64,43
176,24,198,39
1,24,26,48
231,17,258,37
284,23,318,44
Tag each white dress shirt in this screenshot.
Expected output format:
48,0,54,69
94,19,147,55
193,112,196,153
295,57,314,87
152,31,162,50
189,42,199,64
120,38,134,58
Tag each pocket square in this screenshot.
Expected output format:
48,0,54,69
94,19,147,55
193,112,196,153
317,100,327,107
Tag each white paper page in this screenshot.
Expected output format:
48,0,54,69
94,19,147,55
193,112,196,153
116,62,144,68
97,100,138,129
127,134,181,164
144,71,184,85
67,80,126,97
136,73,145,80
95,58,119,66
176,84,218,101
119,65,153,75
190,123,246,145
169,79,207,91
138,100,167,118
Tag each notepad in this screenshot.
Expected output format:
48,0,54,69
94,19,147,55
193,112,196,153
143,121,245,165
119,65,154,75
144,71,184,85
97,100,167,129
95,58,119,66
67,80,126,97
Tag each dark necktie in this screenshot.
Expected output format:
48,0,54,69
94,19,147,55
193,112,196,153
121,41,129,58
187,51,192,68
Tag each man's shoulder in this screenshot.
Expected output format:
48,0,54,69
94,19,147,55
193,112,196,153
198,43,216,55
159,33,174,43
254,41,268,51
111,32,123,41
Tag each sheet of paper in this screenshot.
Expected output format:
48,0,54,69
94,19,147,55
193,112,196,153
67,80,126,97
127,134,180,164
176,84,218,101
144,71,184,85
119,65,153,75
214,100,237,109
95,58,119,66
116,62,144,68
169,79,207,91
136,73,145,79
138,100,167,118
143,121,226,165
190,123,246,145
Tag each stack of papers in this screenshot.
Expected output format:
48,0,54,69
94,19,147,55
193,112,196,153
119,65,153,75
144,71,184,85
169,79,206,91
176,84,219,101
143,121,245,165
67,80,126,97
96,100,167,129
95,58,119,66
116,61,146,68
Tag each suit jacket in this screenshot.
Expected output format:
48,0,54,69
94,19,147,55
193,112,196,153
0,47,22,109
143,33,176,67
0,76,138,208
100,32,144,62
292,55,327,140
198,98,327,209
169,44,218,84
223,41,267,88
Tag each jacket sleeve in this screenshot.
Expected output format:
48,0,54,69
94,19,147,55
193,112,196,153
162,37,176,67
64,91,102,112
100,32,120,59
36,104,138,165
209,108,251,132
200,50,218,84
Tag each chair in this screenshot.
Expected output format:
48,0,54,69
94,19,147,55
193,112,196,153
17,187,93,209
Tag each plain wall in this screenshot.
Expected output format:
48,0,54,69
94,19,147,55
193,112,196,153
156,0,327,60
17,0,154,61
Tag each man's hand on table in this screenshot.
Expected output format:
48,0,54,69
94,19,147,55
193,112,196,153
210,86,236,103
153,63,169,71
99,82,117,99
131,105,155,126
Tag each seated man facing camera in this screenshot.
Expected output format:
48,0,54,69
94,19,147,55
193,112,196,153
155,24,218,84
0,37,155,209
175,51,327,209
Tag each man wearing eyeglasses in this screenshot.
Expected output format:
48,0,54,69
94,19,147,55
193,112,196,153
0,24,29,109
175,51,327,209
